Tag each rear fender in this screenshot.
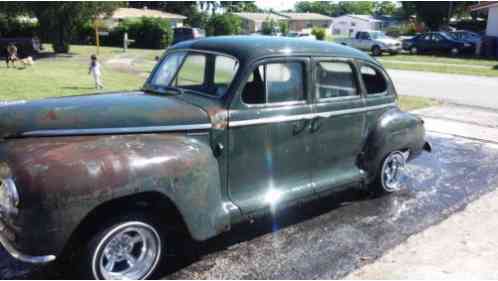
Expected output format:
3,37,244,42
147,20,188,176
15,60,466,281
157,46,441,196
362,108,426,183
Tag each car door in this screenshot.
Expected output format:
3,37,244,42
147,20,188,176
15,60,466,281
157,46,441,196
310,58,366,193
418,33,433,52
227,57,314,213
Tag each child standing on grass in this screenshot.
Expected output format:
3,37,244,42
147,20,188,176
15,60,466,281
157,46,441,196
88,54,103,90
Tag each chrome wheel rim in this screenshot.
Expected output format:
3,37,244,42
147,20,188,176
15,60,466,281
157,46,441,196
93,222,162,280
451,48,459,55
410,47,417,54
381,152,406,192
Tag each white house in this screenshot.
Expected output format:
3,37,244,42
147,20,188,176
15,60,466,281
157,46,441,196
331,14,382,37
471,1,498,37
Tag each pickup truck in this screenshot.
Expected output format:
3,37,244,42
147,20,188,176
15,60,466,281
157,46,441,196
336,30,402,56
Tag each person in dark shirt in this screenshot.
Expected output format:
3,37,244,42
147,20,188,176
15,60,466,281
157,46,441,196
6,43,18,68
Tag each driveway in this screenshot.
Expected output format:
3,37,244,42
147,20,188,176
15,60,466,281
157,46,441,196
388,69,498,110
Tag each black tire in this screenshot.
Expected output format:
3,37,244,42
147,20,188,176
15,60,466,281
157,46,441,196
409,46,418,55
371,45,382,56
77,211,165,280
370,151,406,195
450,47,460,56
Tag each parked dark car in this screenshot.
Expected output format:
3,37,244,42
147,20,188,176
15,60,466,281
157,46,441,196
402,32,474,55
0,37,42,58
172,27,205,45
448,30,482,46
0,36,431,279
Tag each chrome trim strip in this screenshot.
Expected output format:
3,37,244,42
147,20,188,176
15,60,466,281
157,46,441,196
22,124,213,137
0,231,56,263
230,103,396,127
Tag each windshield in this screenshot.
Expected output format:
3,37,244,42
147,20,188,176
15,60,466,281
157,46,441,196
149,51,239,97
370,31,388,39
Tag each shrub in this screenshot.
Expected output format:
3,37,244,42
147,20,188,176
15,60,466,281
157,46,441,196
279,21,289,36
52,42,70,53
206,13,242,36
73,17,173,49
385,26,401,38
261,18,277,35
311,27,326,40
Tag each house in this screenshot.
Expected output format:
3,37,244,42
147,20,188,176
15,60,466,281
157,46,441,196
105,7,187,28
277,13,334,35
470,1,498,37
233,13,288,34
234,12,334,35
331,14,383,37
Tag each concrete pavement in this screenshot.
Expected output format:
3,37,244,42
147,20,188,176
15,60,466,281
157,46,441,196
388,69,498,110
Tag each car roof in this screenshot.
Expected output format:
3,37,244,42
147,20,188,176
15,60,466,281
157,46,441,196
170,35,377,65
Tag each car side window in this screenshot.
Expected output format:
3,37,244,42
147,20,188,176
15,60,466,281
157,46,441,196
360,65,388,95
242,62,305,105
316,61,358,100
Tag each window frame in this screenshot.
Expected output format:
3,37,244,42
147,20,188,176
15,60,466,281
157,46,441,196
313,57,362,103
146,49,240,99
240,58,309,108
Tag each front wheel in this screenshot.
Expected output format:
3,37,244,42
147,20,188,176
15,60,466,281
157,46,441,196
409,46,418,54
372,151,406,194
371,45,382,56
79,212,164,280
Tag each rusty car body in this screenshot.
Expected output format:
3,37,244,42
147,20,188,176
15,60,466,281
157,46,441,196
0,36,430,279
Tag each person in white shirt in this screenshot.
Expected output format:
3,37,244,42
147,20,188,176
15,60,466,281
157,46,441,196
88,54,103,90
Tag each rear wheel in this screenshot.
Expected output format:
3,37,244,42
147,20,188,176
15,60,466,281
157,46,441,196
78,212,165,280
410,46,418,54
372,151,406,194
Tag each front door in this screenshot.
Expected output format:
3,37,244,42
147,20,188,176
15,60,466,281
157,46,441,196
310,59,366,193
228,58,314,213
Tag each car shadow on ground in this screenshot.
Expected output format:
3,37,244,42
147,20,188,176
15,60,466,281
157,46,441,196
493,65,498,70
23,188,374,280
157,188,374,279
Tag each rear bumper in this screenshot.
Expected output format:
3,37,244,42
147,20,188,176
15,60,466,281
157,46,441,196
0,219,56,264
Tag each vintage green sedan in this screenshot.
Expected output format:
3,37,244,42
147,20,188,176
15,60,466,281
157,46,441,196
0,36,430,279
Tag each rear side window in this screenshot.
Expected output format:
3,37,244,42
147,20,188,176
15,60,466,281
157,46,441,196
242,62,305,105
360,65,388,95
316,61,358,99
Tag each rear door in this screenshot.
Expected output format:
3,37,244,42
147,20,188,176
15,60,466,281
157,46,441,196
310,58,366,193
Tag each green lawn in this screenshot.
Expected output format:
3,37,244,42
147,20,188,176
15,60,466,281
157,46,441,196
0,45,162,101
398,96,440,112
380,54,498,67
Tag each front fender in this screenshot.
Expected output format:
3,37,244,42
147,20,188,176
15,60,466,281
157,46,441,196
4,133,230,255
363,108,426,183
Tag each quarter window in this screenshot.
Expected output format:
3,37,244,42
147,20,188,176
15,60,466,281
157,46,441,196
316,61,358,99
242,62,305,105
360,65,388,95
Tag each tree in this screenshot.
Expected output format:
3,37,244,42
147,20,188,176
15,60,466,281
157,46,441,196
295,1,340,17
206,13,241,36
221,1,260,13
338,1,375,15
1,2,121,53
403,1,476,30
374,1,397,16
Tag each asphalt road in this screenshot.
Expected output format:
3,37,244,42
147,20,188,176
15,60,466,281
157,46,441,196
388,69,498,110
2,132,498,279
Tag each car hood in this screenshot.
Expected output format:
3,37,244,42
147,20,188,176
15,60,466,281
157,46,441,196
0,91,211,138
376,38,401,45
